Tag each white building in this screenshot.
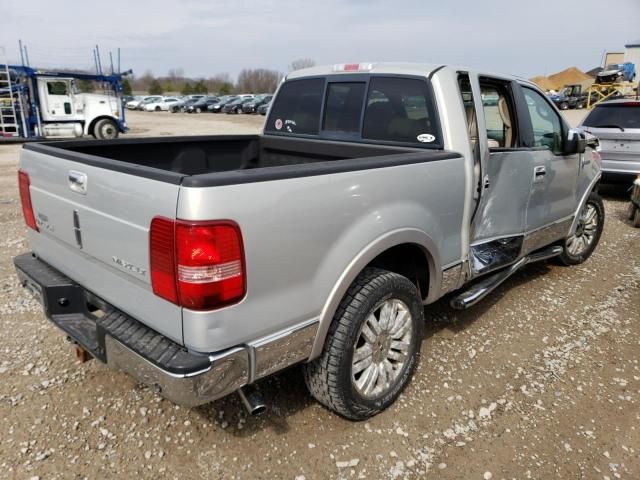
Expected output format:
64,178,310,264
624,38,640,80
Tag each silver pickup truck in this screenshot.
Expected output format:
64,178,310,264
15,63,603,420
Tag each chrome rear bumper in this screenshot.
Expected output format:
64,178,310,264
14,252,318,407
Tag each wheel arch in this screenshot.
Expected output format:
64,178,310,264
309,229,441,360
569,172,602,236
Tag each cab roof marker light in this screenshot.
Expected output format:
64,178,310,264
332,63,375,72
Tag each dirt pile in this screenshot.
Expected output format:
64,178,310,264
530,67,594,91
530,76,557,91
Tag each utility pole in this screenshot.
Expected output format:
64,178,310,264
23,44,30,66
18,39,25,66
93,48,99,74
109,51,114,74
95,44,102,75
117,48,121,74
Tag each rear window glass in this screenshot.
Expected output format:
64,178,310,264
583,103,640,129
362,77,438,145
322,82,366,136
266,78,324,135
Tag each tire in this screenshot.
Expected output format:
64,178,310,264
303,268,424,420
628,202,637,221
557,193,605,265
92,119,119,140
633,207,640,228
560,102,569,110
195,107,202,113
155,106,161,112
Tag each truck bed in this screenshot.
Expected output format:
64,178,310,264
23,135,454,187
20,134,464,351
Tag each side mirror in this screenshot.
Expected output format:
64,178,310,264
564,129,586,155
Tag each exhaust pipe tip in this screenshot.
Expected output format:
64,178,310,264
237,385,266,416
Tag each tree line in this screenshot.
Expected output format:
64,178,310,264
121,58,316,96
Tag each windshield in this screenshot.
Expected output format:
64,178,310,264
583,103,640,130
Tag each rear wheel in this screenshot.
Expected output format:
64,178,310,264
560,101,569,110
557,193,604,265
93,119,119,140
195,107,202,113
303,268,424,420
155,106,161,112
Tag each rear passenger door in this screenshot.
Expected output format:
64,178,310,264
519,86,580,253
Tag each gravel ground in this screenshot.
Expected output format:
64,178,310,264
0,110,638,479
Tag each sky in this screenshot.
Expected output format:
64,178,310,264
1,0,639,81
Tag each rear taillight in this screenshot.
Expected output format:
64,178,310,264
149,217,246,311
149,217,178,304
18,170,38,231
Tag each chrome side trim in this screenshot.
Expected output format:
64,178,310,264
522,216,573,254
105,337,249,407
440,263,463,295
249,320,319,382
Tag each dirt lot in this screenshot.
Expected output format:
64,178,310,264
0,110,638,479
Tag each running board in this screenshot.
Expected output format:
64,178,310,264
450,246,563,310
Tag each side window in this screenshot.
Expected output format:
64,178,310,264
322,82,366,135
523,88,563,154
265,78,324,135
47,81,68,95
479,83,516,148
362,77,438,145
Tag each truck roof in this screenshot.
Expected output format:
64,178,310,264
286,62,535,87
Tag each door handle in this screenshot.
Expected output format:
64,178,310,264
68,170,88,195
533,166,546,184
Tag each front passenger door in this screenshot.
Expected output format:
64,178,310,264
520,87,580,253
469,78,534,275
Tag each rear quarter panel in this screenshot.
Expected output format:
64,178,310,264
178,157,466,353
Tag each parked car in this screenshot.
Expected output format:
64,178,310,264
125,95,153,110
15,62,602,420
242,94,273,114
553,84,589,110
223,97,254,114
208,95,238,113
595,63,636,84
169,95,205,113
143,97,181,112
135,96,164,110
120,95,135,107
580,99,640,183
186,96,219,113
257,98,272,115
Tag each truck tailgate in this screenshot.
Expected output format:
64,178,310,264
21,147,184,344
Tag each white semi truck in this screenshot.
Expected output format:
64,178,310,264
0,64,129,140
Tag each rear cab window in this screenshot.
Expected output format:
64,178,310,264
265,78,324,135
265,75,442,148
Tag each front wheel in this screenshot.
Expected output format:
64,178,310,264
557,193,604,265
560,102,569,110
303,268,424,420
92,119,119,140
